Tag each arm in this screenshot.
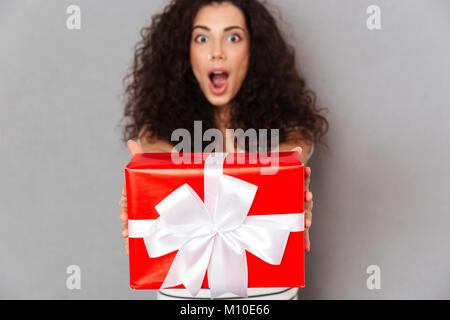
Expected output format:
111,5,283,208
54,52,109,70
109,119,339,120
119,130,173,256
279,136,314,252
139,129,175,153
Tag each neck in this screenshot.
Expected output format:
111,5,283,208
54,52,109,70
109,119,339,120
214,103,234,152
214,104,232,130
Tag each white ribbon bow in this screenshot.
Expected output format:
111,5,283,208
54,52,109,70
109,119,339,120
128,153,303,298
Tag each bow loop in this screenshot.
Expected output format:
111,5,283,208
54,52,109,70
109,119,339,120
155,184,211,226
146,184,213,258
214,175,258,232
232,219,291,265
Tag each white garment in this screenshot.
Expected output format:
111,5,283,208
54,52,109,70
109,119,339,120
157,287,299,300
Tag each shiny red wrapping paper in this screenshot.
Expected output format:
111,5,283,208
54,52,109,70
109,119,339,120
125,151,304,289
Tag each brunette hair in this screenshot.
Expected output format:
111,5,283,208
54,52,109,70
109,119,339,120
121,0,329,152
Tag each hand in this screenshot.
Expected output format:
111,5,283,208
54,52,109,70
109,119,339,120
291,147,313,252
119,140,144,256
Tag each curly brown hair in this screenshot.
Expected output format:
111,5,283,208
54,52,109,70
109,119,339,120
121,0,329,152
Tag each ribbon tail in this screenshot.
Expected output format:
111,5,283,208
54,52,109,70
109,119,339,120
208,233,248,299
161,235,214,297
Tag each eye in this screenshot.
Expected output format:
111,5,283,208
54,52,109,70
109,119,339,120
194,35,208,43
228,34,241,43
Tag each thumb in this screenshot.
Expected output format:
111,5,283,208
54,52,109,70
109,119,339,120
291,146,303,156
127,140,144,156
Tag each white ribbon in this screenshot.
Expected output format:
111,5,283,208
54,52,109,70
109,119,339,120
128,152,304,298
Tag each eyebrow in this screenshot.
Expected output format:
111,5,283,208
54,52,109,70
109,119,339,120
192,25,245,32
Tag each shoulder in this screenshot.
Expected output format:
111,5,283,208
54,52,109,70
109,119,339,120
138,129,174,153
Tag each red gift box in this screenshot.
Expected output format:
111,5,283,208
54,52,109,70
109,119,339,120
125,151,304,296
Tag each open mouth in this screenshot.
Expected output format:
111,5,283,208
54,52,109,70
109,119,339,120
208,70,229,91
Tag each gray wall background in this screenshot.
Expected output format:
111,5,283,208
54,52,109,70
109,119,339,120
1,0,449,299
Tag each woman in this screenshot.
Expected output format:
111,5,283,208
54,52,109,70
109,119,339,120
119,0,328,300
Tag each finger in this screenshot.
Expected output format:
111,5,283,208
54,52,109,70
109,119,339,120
121,182,127,198
127,140,144,157
304,167,311,183
119,203,128,223
304,192,313,228
305,208,312,228
119,196,128,222
120,211,128,222
304,191,313,202
120,210,128,223
118,196,128,209
291,146,303,157
121,215,128,229
125,238,129,256
305,193,313,209
304,169,311,190
305,197,313,212
121,223,128,238
304,228,310,252
305,166,311,178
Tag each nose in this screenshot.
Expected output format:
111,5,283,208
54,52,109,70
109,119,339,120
210,52,225,60
209,40,226,60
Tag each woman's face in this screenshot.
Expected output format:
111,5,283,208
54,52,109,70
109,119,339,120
190,2,250,107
